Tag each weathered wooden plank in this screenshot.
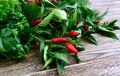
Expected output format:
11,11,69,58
26,55,120,76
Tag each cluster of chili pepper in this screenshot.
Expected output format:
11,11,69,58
50,31,82,54
48,31,85,63
26,0,101,71
51,37,79,54
83,20,100,30
27,0,41,5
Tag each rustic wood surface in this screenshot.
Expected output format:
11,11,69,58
0,0,120,76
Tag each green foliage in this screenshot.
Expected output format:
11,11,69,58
56,59,67,74
84,34,98,45
48,50,69,63
0,0,29,60
23,2,41,21
98,26,119,40
0,0,120,74
0,30,25,60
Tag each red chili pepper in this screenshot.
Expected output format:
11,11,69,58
65,43,78,54
30,19,42,27
27,0,33,4
51,0,56,3
52,38,68,44
83,25,89,30
36,0,41,5
67,32,79,37
93,20,100,24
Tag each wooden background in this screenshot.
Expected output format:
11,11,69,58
0,0,120,76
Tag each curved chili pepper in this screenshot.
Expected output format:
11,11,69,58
27,0,41,5
51,0,57,3
52,38,68,44
67,32,79,37
65,43,78,54
93,20,100,24
30,19,42,27
83,25,89,30
51,44,65,51
27,0,33,4
36,0,41,5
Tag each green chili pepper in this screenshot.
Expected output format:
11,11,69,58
51,44,65,51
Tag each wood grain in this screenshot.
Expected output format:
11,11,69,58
27,55,120,76
0,0,120,76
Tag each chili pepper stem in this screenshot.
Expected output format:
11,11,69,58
45,40,52,43
74,54,81,63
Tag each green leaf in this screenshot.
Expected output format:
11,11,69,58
39,42,45,62
110,26,120,30
56,59,67,74
99,31,119,40
36,29,52,35
85,34,98,45
68,6,77,30
98,26,109,31
37,10,55,27
85,20,94,26
26,34,35,45
0,37,5,52
54,9,67,20
77,0,89,5
108,20,117,27
1,28,12,37
42,30,52,35
24,45,30,52
0,38,3,49
72,7,77,22
48,50,69,63
98,26,119,40
16,44,24,53
98,10,108,20
40,4,45,19
43,46,49,62
61,21,67,37
0,37,26,60
83,30,95,35
80,6,94,19
2,37,17,52
23,2,41,21
104,26,113,31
